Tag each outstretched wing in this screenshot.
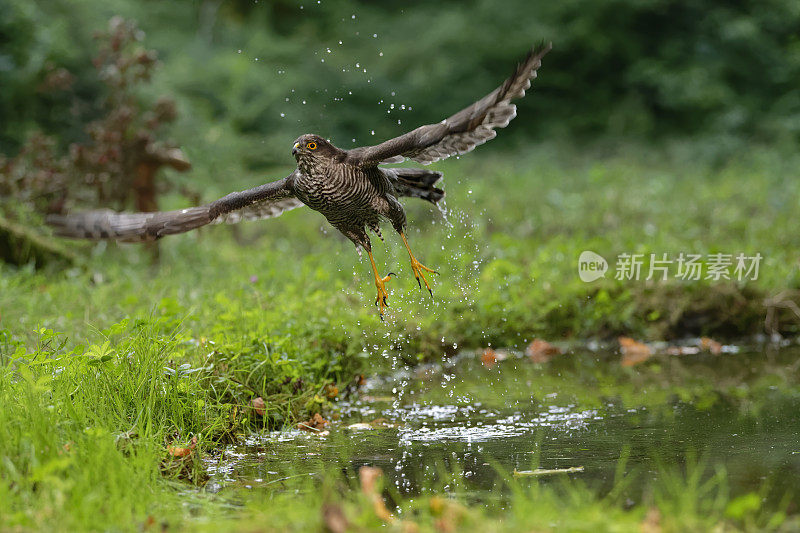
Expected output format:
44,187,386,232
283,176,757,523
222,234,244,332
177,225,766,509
47,171,303,243
345,42,551,167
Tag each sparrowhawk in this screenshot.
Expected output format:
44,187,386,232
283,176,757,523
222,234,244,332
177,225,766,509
48,43,551,317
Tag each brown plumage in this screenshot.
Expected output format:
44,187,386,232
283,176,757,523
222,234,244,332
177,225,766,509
47,42,551,316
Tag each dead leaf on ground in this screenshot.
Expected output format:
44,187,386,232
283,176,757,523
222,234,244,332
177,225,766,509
321,502,349,533
619,336,652,367
481,348,508,369
250,396,266,416
699,336,723,355
526,339,563,363
359,466,394,522
161,435,207,484
481,348,498,369
297,412,329,432
166,435,197,458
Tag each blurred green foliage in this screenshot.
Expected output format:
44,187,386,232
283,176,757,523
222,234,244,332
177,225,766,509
2,0,799,167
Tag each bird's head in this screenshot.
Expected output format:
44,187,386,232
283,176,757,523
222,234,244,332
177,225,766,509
291,134,341,166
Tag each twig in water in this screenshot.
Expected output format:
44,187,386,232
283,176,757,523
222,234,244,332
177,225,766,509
513,466,584,477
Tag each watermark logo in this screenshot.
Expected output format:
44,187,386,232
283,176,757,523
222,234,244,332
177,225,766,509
578,250,608,282
578,252,762,283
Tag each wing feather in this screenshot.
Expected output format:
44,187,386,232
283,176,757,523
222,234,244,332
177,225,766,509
47,171,303,242
346,42,551,167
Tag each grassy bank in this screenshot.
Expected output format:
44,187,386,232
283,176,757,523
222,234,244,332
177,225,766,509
1,140,800,529
2,326,797,530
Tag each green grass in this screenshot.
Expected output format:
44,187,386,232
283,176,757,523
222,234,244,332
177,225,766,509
1,140,799,530
5,141,800,348
160,457,795,532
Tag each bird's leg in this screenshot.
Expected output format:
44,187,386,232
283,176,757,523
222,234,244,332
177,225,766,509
400,231,438,297
367,249,394,318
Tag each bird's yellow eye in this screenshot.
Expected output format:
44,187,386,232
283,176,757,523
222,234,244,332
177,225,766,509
307,142,317,150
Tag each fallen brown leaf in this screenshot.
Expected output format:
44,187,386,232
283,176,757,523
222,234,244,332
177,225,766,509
359,466,394,522
359,465,381,494
166,435,197,457
297,412,329,431
619,336,652,367
481,348,498,369
526,339,562,363
250,397,266,416
143,515,156,530
699,336,723,355
161,436,207,484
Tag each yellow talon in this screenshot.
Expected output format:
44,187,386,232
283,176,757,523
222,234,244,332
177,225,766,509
400,232,438,297
367,250,393,318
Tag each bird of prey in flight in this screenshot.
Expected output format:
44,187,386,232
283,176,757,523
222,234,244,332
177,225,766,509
48,42,552,318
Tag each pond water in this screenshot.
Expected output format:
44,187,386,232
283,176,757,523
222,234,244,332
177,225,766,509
205,346,800,507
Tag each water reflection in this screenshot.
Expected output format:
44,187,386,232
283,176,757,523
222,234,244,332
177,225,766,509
206,347,800,504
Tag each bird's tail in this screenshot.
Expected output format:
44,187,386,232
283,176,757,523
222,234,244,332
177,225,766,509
46,206,213,243
391,168,444,204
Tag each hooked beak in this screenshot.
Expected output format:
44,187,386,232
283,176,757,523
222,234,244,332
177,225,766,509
292,142,300,156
